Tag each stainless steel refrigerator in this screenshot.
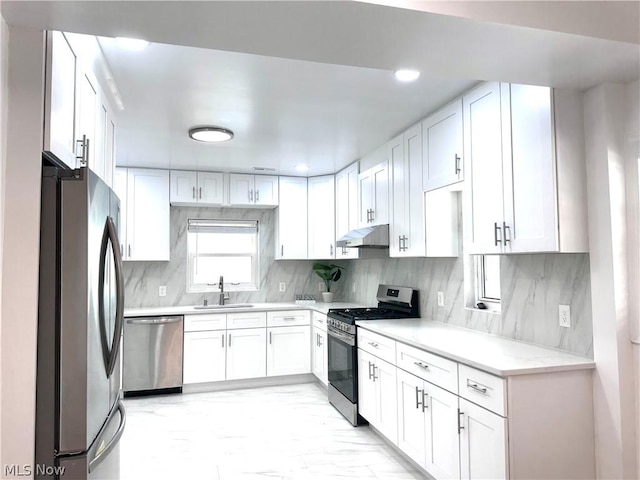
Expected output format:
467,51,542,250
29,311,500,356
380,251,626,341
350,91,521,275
36,164,126,479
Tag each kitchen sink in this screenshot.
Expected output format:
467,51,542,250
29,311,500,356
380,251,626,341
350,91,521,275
192,303,254,310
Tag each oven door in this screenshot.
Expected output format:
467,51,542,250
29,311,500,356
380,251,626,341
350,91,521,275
327,326,357,403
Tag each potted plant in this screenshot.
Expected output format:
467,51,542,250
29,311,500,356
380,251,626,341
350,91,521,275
313,263,345,303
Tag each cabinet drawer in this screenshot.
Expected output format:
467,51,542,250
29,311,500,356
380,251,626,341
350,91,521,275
184,314,226,332
458,364,507,416
227,311,267,329
357,328,396,364
312,312,327,331
267,310,310,327
396,342,458,393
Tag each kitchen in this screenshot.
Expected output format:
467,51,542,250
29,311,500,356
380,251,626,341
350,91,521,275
1,2,639,480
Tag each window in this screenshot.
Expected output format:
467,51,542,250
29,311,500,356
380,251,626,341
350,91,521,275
186,219,259,292
476,255,501,307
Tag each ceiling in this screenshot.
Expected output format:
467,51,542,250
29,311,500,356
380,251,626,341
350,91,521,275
2,1,639,176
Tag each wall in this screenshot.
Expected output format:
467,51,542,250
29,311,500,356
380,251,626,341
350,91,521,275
343,253,593,357
123,206,347,308
0,26,44,476
0,6,7,466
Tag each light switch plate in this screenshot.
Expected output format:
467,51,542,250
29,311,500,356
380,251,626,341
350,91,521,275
559,305,571,328
159,286,167,297
437,291,444,307
279,282,286,292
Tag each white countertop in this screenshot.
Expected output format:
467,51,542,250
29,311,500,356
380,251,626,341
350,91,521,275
124,302,362,317
356,319,595,377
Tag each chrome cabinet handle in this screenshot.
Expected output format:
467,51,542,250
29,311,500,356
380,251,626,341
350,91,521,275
228,334,232,347
269,331,272,344
318,335,322,346
467,380,488,395
368,341,379,348
222,334,225,348
503,222,511,245
76,135,89,166
330,244,334,256
422,391,429,412
494,222,502,246
192,186,196,199
249,189,254,202
128,244,131,258
255,190,259,202
415,386,423,410
282,316,296,321
372,365,378,381
368,361,373,380
281,245,284,257
199,187,202,199
458,409,465,434
455,153,461,175
127,317,181,325
414,361,430,370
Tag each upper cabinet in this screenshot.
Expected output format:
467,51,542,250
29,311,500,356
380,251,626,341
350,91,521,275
276,176,308,259
115,167,170,261
334,162,360,259
307,175,336,260
464,82,588,254
44,31,118,188
422,99,464,192
170,170,224,205
229,174,278,207
358,159,389,227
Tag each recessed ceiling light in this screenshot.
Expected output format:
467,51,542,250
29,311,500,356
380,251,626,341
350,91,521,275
294,164,309,172
116,37,150,51
189,126,234,143
394,69,420,82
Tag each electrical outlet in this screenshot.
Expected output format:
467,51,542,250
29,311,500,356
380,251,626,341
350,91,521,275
279,282,286,293
437,291,444,307
352,282,356,293
559,305,571,328
158,286,167,297
319,282,325,292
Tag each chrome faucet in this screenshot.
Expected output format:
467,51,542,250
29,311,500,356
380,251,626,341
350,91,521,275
219,275,230,305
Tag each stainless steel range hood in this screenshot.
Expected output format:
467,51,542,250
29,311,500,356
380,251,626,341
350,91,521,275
336,224,389,248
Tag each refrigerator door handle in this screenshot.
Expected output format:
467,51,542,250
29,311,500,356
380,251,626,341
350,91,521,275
98,216,125,378
88,400,126,473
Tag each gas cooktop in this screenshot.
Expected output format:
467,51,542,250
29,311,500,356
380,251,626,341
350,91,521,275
327,285,419,325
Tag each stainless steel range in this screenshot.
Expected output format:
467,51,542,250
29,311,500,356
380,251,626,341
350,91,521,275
327,284,419,426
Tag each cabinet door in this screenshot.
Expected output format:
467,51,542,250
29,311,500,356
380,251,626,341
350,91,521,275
77,71,99,170
183,330,226,384
503,84,557,253
226,311,267,329
93,102,107,182
311,326,328,385
307,175,336,259
254,175,279,206
229,174,254,205
226,328,267,380
266,325,311,376
277,177,308,259
459,398,508,480
463,82,505,254
114,168,128,259
335,163,359,259
170,170,198,203
125,168,170,261
396,370,427,468
197,171,224,205
371,160,390,226
423,99,464,192
425,383,461,479
357,349,376,423
390,133,408,257
358,169,373,227
44,31,79,168
374,357,398,444
406,123,427,257
104,113,116,189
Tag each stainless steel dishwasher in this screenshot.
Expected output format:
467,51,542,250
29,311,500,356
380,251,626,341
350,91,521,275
123,316,183,396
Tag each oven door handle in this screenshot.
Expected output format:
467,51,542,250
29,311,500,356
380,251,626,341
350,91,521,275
327,327,356,346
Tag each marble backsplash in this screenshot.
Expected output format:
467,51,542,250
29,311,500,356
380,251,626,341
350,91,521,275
341,253,593,357
123,206,347,308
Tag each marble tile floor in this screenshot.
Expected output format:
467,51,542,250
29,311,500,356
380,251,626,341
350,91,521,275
119,383,425,480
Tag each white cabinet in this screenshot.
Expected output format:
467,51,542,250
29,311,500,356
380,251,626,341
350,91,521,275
267,325,311,376
358,160,389,227
459,398,508,480
170,170,224,205
307,175,335,259
114,168,128,256
334,162,360,259
357,348,398,444
229,174,278,207
311,312,328,386
276,176,308,259
226,327,267,380
422,98,464,192
183,330,226,384
464,82,588,254
116,167,170,261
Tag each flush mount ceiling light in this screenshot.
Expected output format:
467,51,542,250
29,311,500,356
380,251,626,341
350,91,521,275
294,164,310,172
115,37,150,51
394,69,420,82
189,126,234,143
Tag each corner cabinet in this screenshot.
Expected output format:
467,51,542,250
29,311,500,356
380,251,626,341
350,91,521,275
307,175,336,260
464,82,588,254
114,167,170,261
334,162,360,259
170,170,224,205
276,176,308,259
229,174,278,207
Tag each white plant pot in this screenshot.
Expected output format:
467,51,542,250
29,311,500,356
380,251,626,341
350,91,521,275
322,292,334,303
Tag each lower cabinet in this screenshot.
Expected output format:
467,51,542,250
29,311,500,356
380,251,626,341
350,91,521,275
183,330,226,384
357,348,398,444
226,327,267,380
267,325,311,376
311,326,328,385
